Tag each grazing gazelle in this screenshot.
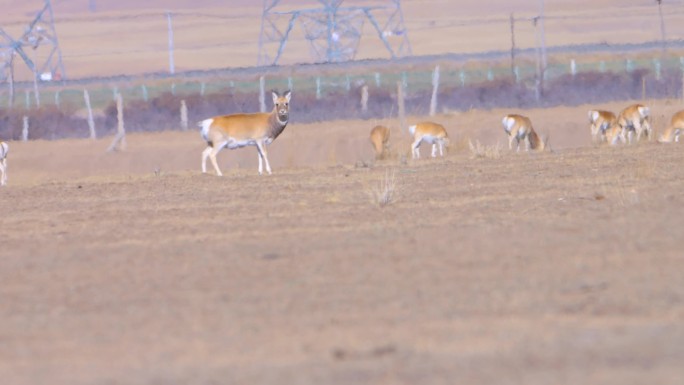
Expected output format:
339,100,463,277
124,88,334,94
658,110,684,143
502,114,545,151
369,125,390,160
200,90,291,176
588,110,618,144
0,141,7,186
408,121,449,159
617,103,651,144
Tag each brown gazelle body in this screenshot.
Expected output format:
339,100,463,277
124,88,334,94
588,110,618,144
408,122,449,159
369,125,390,159
200,90,291,176
658,110,684,143
0,141,7,186
617,103,651,144
502,114,545,151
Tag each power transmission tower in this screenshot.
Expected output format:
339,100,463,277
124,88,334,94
258,0,412,66
0,0,66,84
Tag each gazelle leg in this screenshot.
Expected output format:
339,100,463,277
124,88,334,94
201,146,213,174
256,141,272,175
438,141,444,156
431,143,437,157
634,121,643,142
209,146,223,176
0,158,6,186
257,148,263,175
411,139,421,159
508,136,514,150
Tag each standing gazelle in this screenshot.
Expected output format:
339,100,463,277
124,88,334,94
588,110,618,144
658,110,684,143
502,114,545,151
200,90,291,176
408,122,449,159
0,141,8,186
369,125,390,160
617,103,651,144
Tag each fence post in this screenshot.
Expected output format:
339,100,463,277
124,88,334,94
84,89,97,140
107,93,126,152
316,77,321,100
460,70,466,87
345,75,351,91
22,116,28,141
401,72,407,89
259,75,266,112
642,77,646,100
654,59,661,81
142,84,148,102
54,90,60,107
180,99,188,131
397,81,406,134
25,90,30,109
626,59,634,72
514,66,520,83
487,68,494,81
33,75,40,108
374,72,381,87
360,84,368,113
570,59,576,76
112,86,118,100
429,65,440,116
200,82,205,96
287,76,293,91
599,61,606,73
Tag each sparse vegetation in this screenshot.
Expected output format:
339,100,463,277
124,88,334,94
368,169,398,207
468,139,502,159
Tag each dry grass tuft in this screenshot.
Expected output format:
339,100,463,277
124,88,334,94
468,139,502,159
368,169,398,207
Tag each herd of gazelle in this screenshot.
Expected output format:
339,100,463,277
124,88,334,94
2,94,684,185
168,95,684,176
588,103,653,145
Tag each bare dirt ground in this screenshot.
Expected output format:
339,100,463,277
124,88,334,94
2,102,684,384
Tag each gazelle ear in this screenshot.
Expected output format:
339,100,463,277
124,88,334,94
283,90,291,103
271,90,279,105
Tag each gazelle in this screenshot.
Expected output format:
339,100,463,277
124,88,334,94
588,110,618,144
502,114,545,151
658,110,684,143
617,103,651,144
0,141,7,186
200,90,291,176
369,125,390,160
408,122,449,159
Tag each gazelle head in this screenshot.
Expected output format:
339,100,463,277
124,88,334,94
272,90,291,124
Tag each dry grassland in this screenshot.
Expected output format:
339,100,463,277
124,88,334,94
1,102,684,384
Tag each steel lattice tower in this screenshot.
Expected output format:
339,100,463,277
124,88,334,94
258,0,411,66
0,0,66,82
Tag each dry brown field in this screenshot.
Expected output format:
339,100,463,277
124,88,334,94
2,99,684,384
2,1,684,384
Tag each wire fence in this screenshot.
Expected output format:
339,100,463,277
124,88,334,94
2,49,684,112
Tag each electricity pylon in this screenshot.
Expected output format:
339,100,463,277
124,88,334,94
258,0,412,66
0,0,66,83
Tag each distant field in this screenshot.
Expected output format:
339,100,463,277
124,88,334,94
1,0,683,79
